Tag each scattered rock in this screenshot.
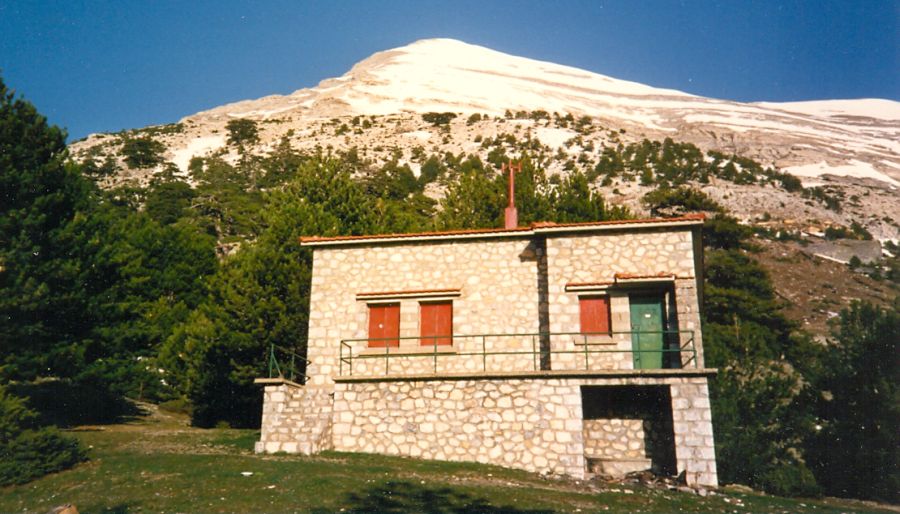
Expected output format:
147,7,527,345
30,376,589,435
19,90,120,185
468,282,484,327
46,505,78,514
722,483,758,495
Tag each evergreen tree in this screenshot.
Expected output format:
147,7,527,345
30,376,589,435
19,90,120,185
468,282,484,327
145,170,196,225
78,204,217,399
225,118,260,151
167,158,381,426
0,76,90,483
702,215,820,496
0,385,86,485
806,301,899,502
552,170,629,222
0,76,95,380
121,137,165,169
437,168,504,229
642,187,724,217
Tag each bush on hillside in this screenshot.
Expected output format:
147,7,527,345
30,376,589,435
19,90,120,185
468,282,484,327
121,136,165,169
643,186,724,217
0,386,86,486
422,112,457,127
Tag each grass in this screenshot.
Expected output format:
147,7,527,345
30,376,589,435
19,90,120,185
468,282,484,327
1,405,895,514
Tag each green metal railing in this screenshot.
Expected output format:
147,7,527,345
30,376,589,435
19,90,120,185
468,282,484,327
338,330,697,377
267,344,310,384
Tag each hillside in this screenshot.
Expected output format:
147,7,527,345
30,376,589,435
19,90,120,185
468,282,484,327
69,39,898,241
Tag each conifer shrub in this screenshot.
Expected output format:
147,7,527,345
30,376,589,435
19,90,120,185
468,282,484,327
120,136,165,168
0,386,86,486
422,112,457,127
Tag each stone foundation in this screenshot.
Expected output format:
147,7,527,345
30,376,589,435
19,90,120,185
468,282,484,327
670,382,718,487
262,373,719,487
254,382,333,454
332,377,586,477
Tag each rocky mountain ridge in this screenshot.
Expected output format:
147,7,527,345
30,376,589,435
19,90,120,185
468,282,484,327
70,38,899,241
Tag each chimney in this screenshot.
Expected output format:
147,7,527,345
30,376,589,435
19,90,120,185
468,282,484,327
503,161,522,229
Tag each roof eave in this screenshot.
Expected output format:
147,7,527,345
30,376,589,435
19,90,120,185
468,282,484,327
300,215,705,248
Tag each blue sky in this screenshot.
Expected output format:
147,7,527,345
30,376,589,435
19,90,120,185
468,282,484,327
1,0,897,140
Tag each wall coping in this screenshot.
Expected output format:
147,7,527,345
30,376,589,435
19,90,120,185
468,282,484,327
253,377,305,388
333,368,717,383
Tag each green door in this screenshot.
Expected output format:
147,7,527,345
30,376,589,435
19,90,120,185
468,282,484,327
629,294,665,369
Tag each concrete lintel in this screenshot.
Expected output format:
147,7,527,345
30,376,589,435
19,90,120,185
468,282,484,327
333,368,718,383
253,377,305,388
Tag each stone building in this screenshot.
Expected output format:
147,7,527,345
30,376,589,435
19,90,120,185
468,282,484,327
255,214,718,487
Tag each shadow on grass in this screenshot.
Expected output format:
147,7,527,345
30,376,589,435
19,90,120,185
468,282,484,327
208,430,261,452
95,503,135,514
316,480,556,514
9,380,143,427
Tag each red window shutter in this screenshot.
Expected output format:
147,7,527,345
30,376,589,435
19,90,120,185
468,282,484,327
580,297,611,334
368,303,400,347
420,301,452,346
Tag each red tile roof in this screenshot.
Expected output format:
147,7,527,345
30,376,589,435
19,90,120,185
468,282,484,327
300,214,705,246
300,226,531,244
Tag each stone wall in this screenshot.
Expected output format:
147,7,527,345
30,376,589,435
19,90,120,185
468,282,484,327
545,227,705,368
306,237,542,385
671,382,717,487
331,374,717,486
308,226,704,382
255,383,333,454
581,385,677,477
583,419,652,475
332,377,586,477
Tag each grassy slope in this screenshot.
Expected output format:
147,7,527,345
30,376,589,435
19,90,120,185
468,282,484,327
1,405,894,514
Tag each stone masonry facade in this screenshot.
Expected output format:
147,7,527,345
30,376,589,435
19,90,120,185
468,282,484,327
256,217,719,487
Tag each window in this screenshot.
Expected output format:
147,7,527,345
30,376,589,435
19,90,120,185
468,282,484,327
579,296,611,335
368,303,400,347
420,301,452,346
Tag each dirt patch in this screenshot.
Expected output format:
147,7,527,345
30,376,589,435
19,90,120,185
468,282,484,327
754,239,896,338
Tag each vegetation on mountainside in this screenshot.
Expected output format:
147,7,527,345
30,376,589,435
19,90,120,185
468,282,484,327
121,136,166,169
422,111,457,127
225,118,260,151
3,74,896,501
701,215,822,497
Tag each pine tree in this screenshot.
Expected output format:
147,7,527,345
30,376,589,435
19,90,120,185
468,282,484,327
806,301,899,502
167,158,382,427
0,76,96,380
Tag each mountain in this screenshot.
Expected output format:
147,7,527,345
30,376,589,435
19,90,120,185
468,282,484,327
70,38,899,240
188,39,899,185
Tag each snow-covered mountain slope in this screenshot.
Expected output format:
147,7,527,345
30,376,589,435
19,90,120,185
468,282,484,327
71,37,899,242
756,99,900,121
178,38,897,186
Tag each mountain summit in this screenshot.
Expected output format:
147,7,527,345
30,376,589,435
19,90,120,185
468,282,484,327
177,38,899,186
204,38,694,120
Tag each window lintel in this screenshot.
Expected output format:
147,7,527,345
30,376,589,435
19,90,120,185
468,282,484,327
356,288,461,301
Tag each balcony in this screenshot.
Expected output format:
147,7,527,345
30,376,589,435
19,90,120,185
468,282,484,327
337,330,698,379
